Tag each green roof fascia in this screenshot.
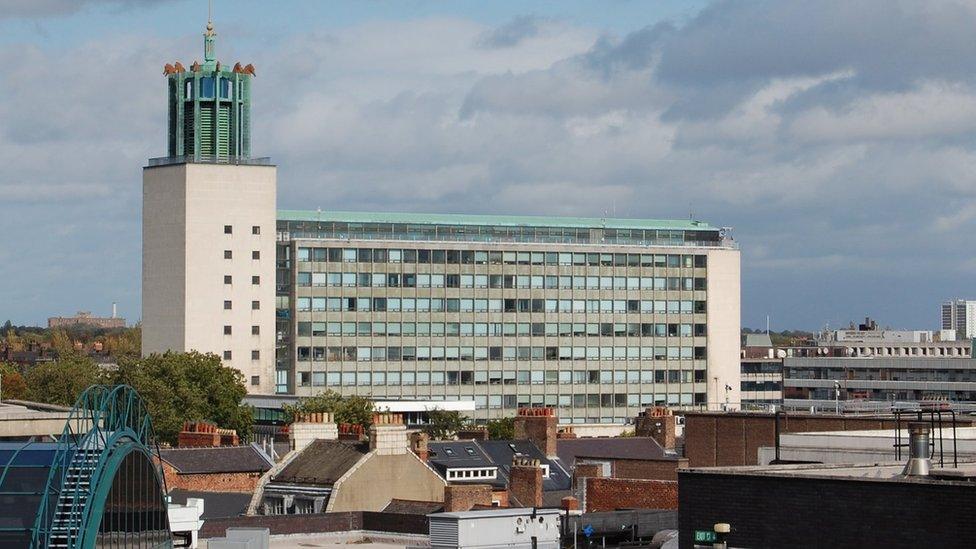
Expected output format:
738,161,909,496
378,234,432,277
276,210,716,232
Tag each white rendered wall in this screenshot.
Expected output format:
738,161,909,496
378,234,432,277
706,248,741,410
142,162,277,394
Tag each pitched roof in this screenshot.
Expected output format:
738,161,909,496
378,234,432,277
168,489,252,519
479,440,572,492
556,437,668,467
273,440,369,486
160,445,273,474
382,499,445,515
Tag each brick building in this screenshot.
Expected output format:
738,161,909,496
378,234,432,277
48,310,125,329
159,445,273,493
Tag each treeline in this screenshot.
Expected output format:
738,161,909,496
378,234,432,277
0,351,251,445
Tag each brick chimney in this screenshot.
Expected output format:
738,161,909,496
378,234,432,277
508,457,543,508
456,427,489,441
410,431,430,461
561,496,579,512
177,421,233,448
513,407,557,458
557,427,577,440
370,413,407,455
289,412,338,452
444,484,493,512
634,407,676,451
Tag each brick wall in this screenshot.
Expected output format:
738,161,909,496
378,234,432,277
443,484,493,512
610,457,688,482
573,463,604,490
160,460,263,493
679,470,976,548
583,478,678,513
683,412,911,467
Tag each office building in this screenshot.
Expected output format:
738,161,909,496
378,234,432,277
276,213,741,421
143,19,742,422
942,299,976,340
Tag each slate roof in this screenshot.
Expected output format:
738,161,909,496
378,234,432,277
272,440,369,486
427,440,496,481
479,440,572,492
160,445,273,474
168,489,252,519
556,437,669,468
382,499,445,514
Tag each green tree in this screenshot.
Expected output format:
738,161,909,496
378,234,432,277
0,362,27,400
25,353,108,406
114,352,253,444
485,416,515,440
284,390,375,428
422,409,469,440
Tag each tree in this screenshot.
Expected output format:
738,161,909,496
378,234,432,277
422,410,469,440
284,390,375,428
114,352,253,444
25,354,108,406
486,416,515,440
0,362,27,400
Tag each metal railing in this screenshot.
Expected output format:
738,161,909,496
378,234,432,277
277,231,737,249
147,155,273,167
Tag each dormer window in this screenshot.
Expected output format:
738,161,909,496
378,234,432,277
446,468,497,481
464,447,476,456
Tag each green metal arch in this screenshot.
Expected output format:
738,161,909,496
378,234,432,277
30,385,171,548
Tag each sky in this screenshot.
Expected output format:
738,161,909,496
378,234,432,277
1,0,975,331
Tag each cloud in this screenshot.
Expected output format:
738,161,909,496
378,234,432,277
0,0,173,19
476,15,544,49
4,1,976,330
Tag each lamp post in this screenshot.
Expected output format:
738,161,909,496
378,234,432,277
834,380,841,414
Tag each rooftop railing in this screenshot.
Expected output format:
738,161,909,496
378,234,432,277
275,231,737,249
146,155,273,167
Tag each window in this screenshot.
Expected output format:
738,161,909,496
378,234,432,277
252,275,260,285
224,225,232,234
252,325,260,335
252,225,261,235
252,250,260,260
224,275,232,284
251,300,260,310
251,350,260,360
250,375,260,386
223,325,232,335
223,350,232,360
224,250,232,259
224,300,232,310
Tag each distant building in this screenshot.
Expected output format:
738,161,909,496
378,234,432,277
942,299,976,340
47,310,125,329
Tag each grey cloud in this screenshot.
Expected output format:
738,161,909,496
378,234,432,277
476,15,544,49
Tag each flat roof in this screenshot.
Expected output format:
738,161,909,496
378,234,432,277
684,461,976,485
277,209,716,232
430,507,563,519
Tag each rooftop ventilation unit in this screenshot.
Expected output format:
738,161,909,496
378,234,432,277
902,422,932,477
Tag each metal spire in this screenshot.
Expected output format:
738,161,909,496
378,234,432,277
204,0,216,64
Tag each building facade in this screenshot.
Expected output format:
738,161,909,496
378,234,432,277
144,20,742,421
942,299,976,340
275,212,741,422
48,310,126,329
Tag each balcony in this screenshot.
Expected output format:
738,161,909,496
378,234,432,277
146,155,273,167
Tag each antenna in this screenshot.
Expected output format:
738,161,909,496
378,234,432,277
208,0,213,24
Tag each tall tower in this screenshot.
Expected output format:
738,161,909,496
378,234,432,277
164,15,253,160
144,15,276,394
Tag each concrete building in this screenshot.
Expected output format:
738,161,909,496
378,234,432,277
143,19,742,422
142,20,277,393
942,299,976,340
